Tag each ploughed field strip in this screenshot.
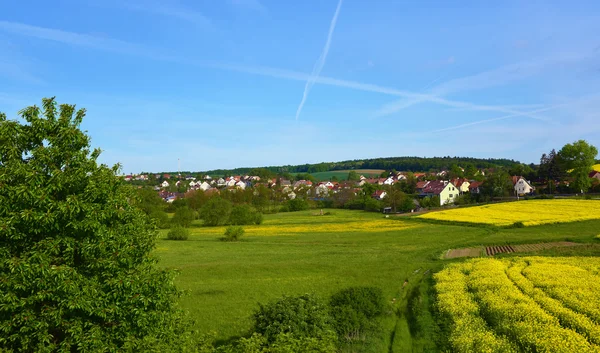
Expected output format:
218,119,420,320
445,241,583,259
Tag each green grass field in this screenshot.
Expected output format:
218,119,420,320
300,169,385,181
156,208,600,351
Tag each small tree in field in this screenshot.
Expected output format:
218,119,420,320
0,98,188,351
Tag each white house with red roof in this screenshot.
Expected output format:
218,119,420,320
421,180,459,205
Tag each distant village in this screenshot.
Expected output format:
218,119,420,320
122,167,558,208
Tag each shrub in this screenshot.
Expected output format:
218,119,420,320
287,198,309,212
201,197,233,226
252,294,336,343
223,226,245,241
230,205,262,225
171,206,195,227
167,226,190,240
512,221,525,228
254,212,264,225
363,198,382,212
329,287,386,340
149,209,171,229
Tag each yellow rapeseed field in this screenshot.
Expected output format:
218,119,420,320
435,257,600,353
188,218,417,236
594,164,600,172
418,199,600,226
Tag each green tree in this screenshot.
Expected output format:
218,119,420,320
558,140,598,193
200,197,233,226
347,170,360,181
482,169,513,198
172,206,196,227
0,98,188,351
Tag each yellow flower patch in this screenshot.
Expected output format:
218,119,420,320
189,219,416,237
435,257,600,352
418,199,600,226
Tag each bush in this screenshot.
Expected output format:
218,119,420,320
363,198,382,212
287,198,309,212
201,197,233,226
511,221,525,228
167,226,190,240
171,206,195,227
252,294,335,343
230,205,262,225
329,287,386,340
254,212,264,225
223,226,245,241
149,209,171,229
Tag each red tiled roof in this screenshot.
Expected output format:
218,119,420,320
511,176,522,185
416,181,429,189
422,180,448,194
469,181,483,189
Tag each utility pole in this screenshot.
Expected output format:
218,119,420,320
178,158,181,179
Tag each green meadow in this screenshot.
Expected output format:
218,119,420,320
156,209,600,352
300,169,385,181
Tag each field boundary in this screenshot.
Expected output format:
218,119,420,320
444,241,585,259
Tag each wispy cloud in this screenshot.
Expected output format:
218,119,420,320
371,53,592,120
431,92,600,133
0,20,561,120
121,1,212,28
227,0,268,14
295,0,343,121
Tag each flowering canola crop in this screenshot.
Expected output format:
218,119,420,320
435,257,600,352
418,199,600,226
189,219,416,236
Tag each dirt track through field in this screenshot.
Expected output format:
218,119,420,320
445,241,584,259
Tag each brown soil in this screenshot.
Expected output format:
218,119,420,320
444,241,584,259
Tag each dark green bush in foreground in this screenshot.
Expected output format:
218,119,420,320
167,226,190,240
329,286,387,341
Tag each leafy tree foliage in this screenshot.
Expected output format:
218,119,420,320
230,205,262,225
223,226,245,241
347,170,360,181
558,140,598,193
481,169,513,198
329,287,386,341
0,98,187,351
287,198,310,212
172,206,196,227
167,226,190,240
252,294,336,344
200,197,233,226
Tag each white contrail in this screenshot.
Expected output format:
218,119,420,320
295,0,343,121
432,103,570,133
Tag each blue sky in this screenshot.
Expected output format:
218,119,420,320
1,0,599,173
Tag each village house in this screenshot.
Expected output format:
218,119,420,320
421,181,459,206
450,178,471,194
235,180,247,189
161,180,169,188
216,177,226,187
512,176,535,195
416,181,430,193
294,180,313,189
589,171,600,181
372,190,387,200
315,184,330,197
469,181,483,194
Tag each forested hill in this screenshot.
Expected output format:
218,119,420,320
193,156,525,176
